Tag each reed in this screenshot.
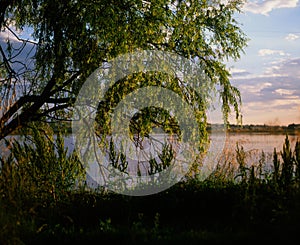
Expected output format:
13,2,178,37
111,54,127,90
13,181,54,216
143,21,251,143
0,129,300,244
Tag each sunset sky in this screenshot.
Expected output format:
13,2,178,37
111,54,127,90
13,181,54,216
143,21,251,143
228,0,300,126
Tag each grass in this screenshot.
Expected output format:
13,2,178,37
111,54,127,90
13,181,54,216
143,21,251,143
1,125,300,244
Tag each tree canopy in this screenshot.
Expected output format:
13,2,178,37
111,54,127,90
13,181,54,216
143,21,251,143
0,0,247,141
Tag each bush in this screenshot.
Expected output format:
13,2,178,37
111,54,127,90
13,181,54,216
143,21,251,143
0,123,87,243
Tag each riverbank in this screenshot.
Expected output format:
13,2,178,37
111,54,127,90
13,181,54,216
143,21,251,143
7,122,300,136
207,123,300,134
1,179,299,244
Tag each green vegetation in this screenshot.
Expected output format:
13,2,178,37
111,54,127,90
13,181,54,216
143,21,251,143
1,0,247,142
225,123,300,134
1,1,299,244
1,128,300,244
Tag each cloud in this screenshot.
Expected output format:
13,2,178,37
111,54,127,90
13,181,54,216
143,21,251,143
229,67,252,78
243,0,299,16
264,65,288,77
0,30,37,75
258,49,287,57
231,58,298,80
230,57,300,124
285,33,300,41
268,58,300,78
0,28,22,43
239,82,272,95
274,89,296,96
230,68,247,73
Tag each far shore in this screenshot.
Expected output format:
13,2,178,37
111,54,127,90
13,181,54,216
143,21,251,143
224,123,300,134
5,123,300,136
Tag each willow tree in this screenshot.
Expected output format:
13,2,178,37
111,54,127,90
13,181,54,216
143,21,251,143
0,0,247,143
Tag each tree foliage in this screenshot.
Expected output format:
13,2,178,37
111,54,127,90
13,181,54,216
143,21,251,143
0,0,247,140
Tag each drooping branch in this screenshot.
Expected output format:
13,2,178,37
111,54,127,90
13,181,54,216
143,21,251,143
36,103,74,118
0,71,80,139
0,0,16,27
0,14,82,139
0,0,247,143
0,45,17,78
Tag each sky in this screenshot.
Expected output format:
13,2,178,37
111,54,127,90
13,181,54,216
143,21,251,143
1,0,299,126
227,0,300,126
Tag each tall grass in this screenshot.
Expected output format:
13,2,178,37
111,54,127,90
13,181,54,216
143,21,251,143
209,135,300,190
0,123,85,244
0,128,299,244
1,124,85,205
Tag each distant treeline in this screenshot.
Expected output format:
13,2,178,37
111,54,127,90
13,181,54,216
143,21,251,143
10,122,300,136
226,123,300,133
52,122,300,134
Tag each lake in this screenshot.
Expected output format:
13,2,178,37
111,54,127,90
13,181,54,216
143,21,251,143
217,132,300,167
63,132,300,169
1,132,299,167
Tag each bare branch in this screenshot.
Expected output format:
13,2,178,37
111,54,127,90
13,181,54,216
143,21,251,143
4,24,38,45
35,103,72,118
0,44,17,78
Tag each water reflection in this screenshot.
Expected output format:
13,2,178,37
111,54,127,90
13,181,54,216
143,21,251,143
1,132,299,167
